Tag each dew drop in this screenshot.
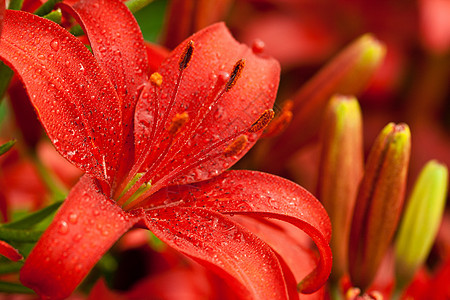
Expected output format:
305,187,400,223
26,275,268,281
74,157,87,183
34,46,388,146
69,213,78,224
58,221,69,234
50,39,60,51
267,197,280,209
252,39,265,54
73,233,82,242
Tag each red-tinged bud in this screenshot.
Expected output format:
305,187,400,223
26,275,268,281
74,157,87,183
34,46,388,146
265,34,385,172
346,287,383,300
349,123,411,291
317,95,364,281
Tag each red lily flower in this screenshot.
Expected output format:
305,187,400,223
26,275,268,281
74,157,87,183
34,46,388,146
0,0,331,299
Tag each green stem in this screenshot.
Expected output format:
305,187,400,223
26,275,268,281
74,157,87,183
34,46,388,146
0,227,43,243
34,0,62,17
0,281,34,294
126,0,154,13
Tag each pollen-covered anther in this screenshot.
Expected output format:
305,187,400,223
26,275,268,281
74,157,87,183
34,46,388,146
248,109,275,133
167,112,189,135
150,72,163,87
225,59,245,91
179,40,194,71
263,109,293,137
224,134,249,157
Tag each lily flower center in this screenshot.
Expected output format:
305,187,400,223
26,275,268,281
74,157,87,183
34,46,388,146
113,41,274,210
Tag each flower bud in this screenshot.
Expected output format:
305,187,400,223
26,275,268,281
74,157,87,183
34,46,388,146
267,34,386,171
394,160,448,288
349,123,411,291
317,95,364,280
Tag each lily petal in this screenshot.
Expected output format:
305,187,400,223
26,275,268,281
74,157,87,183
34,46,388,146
0,240,22,261
144,206,290,300
61,0,148,139
0,0,4,34
133,23,280,192
20,175,141,299
0,10,122,183
143,170,332,294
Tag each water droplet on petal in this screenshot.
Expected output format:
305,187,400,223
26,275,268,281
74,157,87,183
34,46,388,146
73,233,82,242
58,221,69,234
69,213,78,224
50,39,60,51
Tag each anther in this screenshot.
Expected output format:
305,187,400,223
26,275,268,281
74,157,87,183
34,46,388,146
224,134,249,157
150,72,163,87
167,112,189,135
179,40,194,71
225,59,245,91
262,100,293,137
248,109,275,133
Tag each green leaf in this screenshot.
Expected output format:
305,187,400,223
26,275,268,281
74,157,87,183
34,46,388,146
134,0,167,42
43,9,62,24
0,261,23,274
0,140,15,156
0,281,34,294
3,201,63,229
0,227,43,243
126,0,154,13
34,0,63,17
0,63,14,102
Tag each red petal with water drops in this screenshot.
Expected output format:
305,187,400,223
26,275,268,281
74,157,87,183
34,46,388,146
235,216,326,299
20,175,141,299
144,207,290,300
0,0,5,35
0,10,122,184
133,23,280,192
0,240,22,261
61,0,148,140
143,170,332,294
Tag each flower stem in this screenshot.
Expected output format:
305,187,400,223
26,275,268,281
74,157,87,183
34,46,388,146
30,152,68,202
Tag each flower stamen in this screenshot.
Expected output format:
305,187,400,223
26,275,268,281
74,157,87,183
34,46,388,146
224,134,249,157
167,112,189,135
